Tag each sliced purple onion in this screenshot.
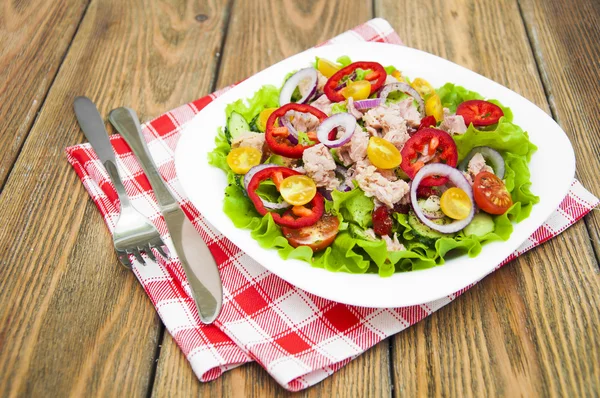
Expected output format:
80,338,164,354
410,163,475,233
243,164,292,210
316,113,357,148
379,82,425,117
280,68,318,106
317,187,333,201
353,98,383,110
281,112,299,145
334,71,357,91
458,146,505,179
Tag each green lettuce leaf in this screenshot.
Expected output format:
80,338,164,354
207,127,231,173
225,85,279,122
336,55,352,67
327,188,374,229
331,102,348,114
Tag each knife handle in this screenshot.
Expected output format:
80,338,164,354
108,108,179,211
73,97,132,208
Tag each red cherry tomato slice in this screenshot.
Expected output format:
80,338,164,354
282,213,340,251
473,171,513,215
418,115,437,130
400,128,458,187
372,206,393,236
456,100,504,127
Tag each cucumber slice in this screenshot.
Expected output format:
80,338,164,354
407,211,455,245
227,111,250,141
463,213,495,237
417,197,444,219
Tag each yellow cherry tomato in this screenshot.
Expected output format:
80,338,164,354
411,77,435,100
425,93,444,122
367,137,402,169
257,108,277,132
341,80,371,101
226,147,262,174
279,175,317,206
440,187,472,220
391,70,403,80
317,58,341,78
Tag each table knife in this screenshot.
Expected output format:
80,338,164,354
108,107,223,324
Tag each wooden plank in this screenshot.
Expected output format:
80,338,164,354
0,0,88,189
375,0,600,396
0,0,230,396
152,336,390,397
518,0,600,269
150,0,390,395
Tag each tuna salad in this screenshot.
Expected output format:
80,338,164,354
207,56,539,276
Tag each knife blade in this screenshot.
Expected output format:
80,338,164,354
108,107,223,324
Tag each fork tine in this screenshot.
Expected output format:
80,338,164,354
132,249,146,265
144,245,157,262
154,245,168,259
117,251,133,269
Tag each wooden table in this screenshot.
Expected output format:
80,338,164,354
1,0,599,396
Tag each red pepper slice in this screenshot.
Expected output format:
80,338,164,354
400,128,458,187
456,100,504,127
265,103,328,159
324,61,387,102
247,166,324,228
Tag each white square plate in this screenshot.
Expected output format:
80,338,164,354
175,42,575,308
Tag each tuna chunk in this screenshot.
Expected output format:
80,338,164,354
347,97,364,119
310,94,333,116
385,74,399,84
231,131,265,153
288,110,320,133
316,70,328,93
395,98,421,128
383,233,405,252
440,114,467,135
337,127,369,166
382,121,410,151
467,152,494,180
354,160,410,208
302,143,339,190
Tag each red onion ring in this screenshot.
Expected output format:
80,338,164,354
379,82,425,117
353,98,383,110
316,113,357,148
243,164,291,210
280,68,318,106
410,163,475,233
281,112,299,145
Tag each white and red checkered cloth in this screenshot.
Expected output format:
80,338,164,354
65,18,599,391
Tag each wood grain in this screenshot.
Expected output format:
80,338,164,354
376,0,600,396
518,0,600,267
150,0,390,395
0,0,88,190
0,0,230,395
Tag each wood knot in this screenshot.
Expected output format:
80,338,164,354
195,14,208,22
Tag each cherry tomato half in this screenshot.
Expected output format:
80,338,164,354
410,78,435,100
425,93,444,122
367,137,402,169
372,206,393,236
456,100,504,127
341,80,371,100
279,175,317,206
282,213,340,251
418,115,437,130
317,58,341,78
440,187,472,220
473,171,513,215
226,147,262,174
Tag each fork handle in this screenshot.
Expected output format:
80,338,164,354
108,108,179,211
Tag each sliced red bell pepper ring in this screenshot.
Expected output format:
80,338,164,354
265,103,328,159
324,61,387,102
247,166,324,228
400,128,458,187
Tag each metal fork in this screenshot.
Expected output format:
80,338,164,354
74,96,169,268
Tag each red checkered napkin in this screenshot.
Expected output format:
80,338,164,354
65,18,599,391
